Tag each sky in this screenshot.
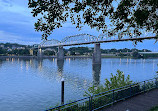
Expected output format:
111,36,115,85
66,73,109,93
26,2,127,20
0,0,157,51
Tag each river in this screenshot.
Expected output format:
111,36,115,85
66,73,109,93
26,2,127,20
0,57,157,111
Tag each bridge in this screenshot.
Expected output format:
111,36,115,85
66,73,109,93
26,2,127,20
35,32,158,64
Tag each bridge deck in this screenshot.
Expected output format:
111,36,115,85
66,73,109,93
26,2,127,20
102,89,158,111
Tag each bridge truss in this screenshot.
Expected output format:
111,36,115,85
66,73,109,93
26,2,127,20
39,31,157,48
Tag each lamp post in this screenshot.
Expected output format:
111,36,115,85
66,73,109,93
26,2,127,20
61,78,64,105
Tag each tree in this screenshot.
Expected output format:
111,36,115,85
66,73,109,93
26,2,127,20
109,48,117,54
0,48,6,55
28,0,158,40
132,51,141,58
112,0,158,39
69,47,91,55
44,50,55,55
84,70,132,96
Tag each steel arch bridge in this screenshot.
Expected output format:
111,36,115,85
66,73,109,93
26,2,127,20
39,33,98,47
39,31,157,48
40,39,60,47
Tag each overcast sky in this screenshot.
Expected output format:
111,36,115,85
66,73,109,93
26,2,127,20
0,0,157,51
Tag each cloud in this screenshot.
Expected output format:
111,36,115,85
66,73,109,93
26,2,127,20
0,0,102,42
0,0,41,44
0,0,31,16
0,0,35,28
0,0,12,6
0,0,157,52
0,30,40,45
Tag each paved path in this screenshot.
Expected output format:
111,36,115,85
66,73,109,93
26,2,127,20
102,89,158,111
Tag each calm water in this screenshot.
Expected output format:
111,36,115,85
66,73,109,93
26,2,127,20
0,57,157,111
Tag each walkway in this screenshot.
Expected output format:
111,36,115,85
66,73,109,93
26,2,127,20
102,89,158,111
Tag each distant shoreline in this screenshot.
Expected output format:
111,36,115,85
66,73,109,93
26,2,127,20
0,55,121,59
0,56,91,59
0,56,157,59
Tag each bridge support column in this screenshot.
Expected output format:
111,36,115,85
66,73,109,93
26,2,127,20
57,46,64,61
93,43,101,64
92,64,101,86
37,48,43,57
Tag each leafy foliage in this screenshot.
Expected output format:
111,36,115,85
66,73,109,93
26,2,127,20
68,47,92,55
112,0,158,38
132,51,141,58
84,70,133,96
0,43,31,56
0,48,7,55
8,49,30,55
28,0,158,39
150,106,158,111
44,50,55,55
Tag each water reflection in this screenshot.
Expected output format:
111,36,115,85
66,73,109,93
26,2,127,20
126,58,129,66
57,60,64,77
0,59,2,67
153,60,155,71
92,64,101,86
37,59,43,71
119,58,122,66
0,57,157,111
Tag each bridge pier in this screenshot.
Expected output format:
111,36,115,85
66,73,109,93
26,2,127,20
37,48,43,57
57,46,64,61
92,64,101,86
93,43,101,64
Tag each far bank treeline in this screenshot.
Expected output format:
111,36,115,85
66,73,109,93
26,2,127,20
0,43,158,58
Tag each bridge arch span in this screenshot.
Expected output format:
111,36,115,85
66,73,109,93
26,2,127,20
60,33,98,45
40,39,60,47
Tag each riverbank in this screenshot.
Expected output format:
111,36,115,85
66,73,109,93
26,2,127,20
0,55,157,59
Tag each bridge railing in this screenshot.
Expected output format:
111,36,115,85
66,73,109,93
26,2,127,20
46,77,158,111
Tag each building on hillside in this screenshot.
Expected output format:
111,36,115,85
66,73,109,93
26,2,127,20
7,48,12,51
138,52,158,58
67,51,71,55
0,45,4,48
88,47,93,50
83,52,92,56
17,47,25,50
33,44,39,48
12,45,17,50
29,49,34,56
75,52,80,55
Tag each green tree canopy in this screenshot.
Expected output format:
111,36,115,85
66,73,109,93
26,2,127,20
28,0,158,39
84,70,133,96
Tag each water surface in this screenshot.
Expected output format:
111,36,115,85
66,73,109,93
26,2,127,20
0,58,157,111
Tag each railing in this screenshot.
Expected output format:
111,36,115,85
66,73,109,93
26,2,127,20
46,77,158,111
